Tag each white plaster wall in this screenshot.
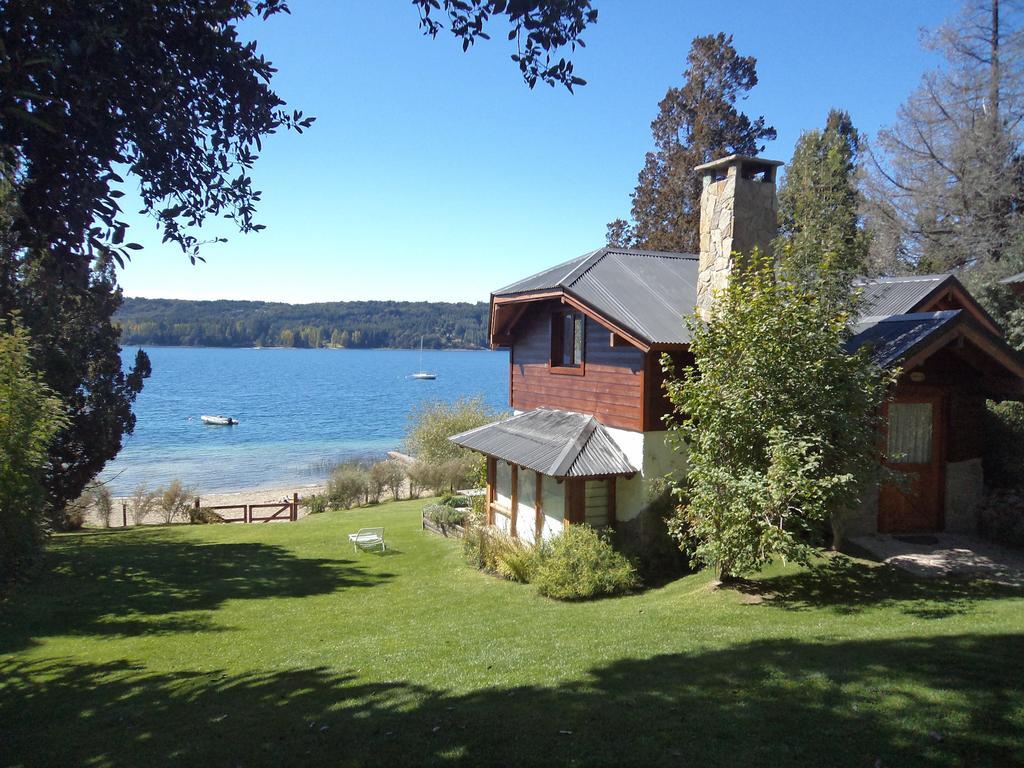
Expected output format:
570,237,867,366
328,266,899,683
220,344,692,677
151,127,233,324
493,509,512,534
540,476,564,540
605,426,686,522
517,468,537,543
838,484,879,540
945,458,983,534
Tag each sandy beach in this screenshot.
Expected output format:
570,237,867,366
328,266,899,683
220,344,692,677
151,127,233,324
84,482,328,528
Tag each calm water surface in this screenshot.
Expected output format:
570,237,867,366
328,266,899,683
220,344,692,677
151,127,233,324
99,347,509,494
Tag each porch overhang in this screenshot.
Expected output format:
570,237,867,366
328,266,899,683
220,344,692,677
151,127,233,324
848,310,1024,400
449,408,637,478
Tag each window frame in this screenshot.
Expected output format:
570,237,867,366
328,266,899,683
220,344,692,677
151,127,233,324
550,310,586,375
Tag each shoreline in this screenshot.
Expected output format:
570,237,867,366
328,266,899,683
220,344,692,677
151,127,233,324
86,481,329,528
116,343,494,352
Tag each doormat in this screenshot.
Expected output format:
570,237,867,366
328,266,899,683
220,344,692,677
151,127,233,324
894,535,940,545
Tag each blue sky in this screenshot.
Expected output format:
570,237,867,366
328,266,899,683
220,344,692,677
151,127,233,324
116,0,960,304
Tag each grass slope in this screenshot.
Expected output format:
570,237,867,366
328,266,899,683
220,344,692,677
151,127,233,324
1,499,1022,767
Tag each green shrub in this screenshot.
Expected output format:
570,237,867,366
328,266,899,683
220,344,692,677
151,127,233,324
94,486,114,527
302,494,328,514
188,506,224,524
461,523,539,583
326,462,370,509
129,484,158,525
370,460,406,501
156,479,194,524
407,460,443,498
0,319,68,578
441,494,470,508
495,543,540,583
462,522,494,571
55,495,88,532
984,401,1024,488
469,493,487,526
534,525,639,601
424,502,467,527
977,488,1024,548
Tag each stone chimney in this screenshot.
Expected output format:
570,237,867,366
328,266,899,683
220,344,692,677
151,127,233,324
694,154,783,319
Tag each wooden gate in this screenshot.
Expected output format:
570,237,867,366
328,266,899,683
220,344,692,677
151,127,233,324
201,493,299,524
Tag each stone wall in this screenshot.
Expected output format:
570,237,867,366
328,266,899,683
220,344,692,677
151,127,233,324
837,482,879,540
695,162,778,320
945,458,983,533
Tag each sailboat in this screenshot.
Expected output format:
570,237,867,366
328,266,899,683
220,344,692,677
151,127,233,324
411,337,437,380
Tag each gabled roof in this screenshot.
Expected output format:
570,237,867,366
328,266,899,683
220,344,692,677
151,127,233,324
1000,270,1024,285
491,250,1006,359
848,309,1024,393
847,311,962,368
855,275,952,317
449,408,637,477
493,247,698,347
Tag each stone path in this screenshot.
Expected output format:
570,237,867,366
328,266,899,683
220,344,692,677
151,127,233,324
850,534,1024,588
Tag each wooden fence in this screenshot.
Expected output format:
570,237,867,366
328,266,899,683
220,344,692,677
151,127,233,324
118,492,299,525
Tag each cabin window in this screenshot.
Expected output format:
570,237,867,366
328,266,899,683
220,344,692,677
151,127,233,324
551,311,585,369
495,461,513,509
887,402,933,463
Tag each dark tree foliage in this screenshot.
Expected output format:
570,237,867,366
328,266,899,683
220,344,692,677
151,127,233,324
0,0,313,270
0,248,150,522
116,298,490,350
413,0,598,90
608,34,776,253
1,1,596,272
775,109,869,286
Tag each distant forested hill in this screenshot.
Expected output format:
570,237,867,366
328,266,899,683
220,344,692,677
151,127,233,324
116,298,491,349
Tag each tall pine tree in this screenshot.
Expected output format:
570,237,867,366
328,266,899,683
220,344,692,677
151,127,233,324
607,33,776,253
775,109,869,285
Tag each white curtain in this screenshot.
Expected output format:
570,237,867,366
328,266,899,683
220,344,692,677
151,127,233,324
887,403,933,463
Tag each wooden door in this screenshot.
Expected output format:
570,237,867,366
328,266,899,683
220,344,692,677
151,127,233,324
879,394,944,533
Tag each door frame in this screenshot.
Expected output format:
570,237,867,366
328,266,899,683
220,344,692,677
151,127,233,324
879,385,947,534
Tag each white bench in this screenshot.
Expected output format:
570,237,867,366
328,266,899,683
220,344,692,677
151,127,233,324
348,527,385,553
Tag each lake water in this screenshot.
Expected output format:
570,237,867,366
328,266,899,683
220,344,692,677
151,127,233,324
99,347,509,495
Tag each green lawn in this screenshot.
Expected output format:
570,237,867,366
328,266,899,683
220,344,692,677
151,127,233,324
1,500,1022,767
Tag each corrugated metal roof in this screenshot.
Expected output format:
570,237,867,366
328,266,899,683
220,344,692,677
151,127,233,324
846,310,961,367
855,275,950,318
1000,270,1024,285
449,408,637,477
495,250,602,295
494,248,983,348
494,247,698,345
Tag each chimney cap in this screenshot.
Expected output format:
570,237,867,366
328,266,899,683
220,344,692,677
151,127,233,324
694,154,784,173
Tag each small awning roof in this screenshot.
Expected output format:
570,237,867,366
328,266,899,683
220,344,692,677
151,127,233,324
847,310,962,368
449,408,638,478
848,309,1024,397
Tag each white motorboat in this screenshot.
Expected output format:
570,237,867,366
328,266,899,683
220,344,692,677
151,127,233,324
200,415,238,426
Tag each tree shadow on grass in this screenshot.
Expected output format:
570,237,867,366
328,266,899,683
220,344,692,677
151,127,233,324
733,554,1023,619
1,632,1021,767
0,528,392,653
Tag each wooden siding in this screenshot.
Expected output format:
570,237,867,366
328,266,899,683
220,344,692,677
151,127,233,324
644,349,693,432
906,347,990,462
510,301,645,431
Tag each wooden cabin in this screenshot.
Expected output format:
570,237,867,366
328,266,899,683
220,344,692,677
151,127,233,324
451,155,1024,547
